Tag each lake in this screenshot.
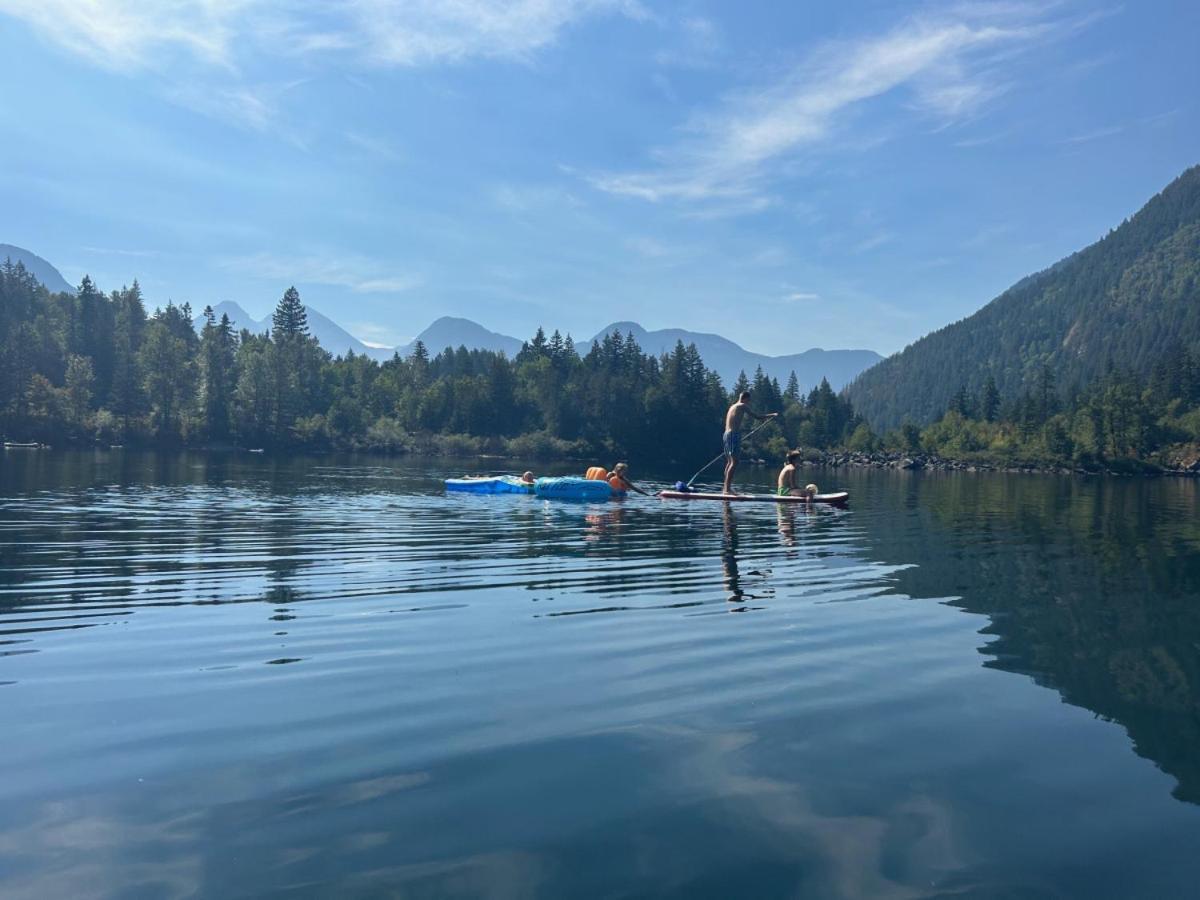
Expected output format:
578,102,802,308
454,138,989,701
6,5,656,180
2,451,1199,898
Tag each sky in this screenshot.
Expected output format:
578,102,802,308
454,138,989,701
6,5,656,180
1,1,1197,356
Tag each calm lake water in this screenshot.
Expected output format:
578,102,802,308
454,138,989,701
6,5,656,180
2,451,1199,898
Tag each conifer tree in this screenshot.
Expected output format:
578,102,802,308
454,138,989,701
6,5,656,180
271,286,308,341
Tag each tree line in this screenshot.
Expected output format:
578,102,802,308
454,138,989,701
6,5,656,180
0,262,865,467
899,350,1200,471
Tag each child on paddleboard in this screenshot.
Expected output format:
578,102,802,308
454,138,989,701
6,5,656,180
778,451,819,502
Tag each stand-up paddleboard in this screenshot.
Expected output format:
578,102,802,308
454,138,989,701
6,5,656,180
660,490,849,506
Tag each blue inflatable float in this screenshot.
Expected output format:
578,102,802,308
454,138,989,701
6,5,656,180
533,476,617,501
445,475,534,494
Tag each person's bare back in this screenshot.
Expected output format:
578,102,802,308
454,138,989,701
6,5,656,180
725,400,749,433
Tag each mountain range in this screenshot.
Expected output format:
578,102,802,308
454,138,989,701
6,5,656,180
0,242,883,393
846,164,1200,429
587,322,882,393
188,306,880,391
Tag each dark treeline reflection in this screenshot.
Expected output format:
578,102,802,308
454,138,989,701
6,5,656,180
858,469,1200,804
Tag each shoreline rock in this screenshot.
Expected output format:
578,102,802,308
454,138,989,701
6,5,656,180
804,449,1197,478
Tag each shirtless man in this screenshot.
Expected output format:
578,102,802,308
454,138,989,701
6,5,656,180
723,391,778,494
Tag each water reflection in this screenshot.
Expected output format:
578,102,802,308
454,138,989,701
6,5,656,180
854,469,1200,804
2,452,1200,896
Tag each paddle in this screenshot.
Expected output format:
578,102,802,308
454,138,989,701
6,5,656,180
683,414,779,489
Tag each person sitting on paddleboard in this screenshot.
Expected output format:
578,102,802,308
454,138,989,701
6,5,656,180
777,449,802,497
608,462,649,495
723,391,778,494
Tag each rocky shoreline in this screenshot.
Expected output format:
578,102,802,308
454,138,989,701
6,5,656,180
797,450,1200,477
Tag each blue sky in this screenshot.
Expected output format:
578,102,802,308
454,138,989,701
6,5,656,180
1,1,1196,356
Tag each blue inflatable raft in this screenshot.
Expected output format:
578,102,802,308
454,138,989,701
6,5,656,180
445,475,534,494
533,476,617,501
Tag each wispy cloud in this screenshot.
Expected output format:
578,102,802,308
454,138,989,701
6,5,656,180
0,0,646,71
348,0,649,67
0,0,242,72
221,251,420,294
654,15,722,68
782,291,820,303
853,232,895,254
345,131,403,162
0,0,648,134
1057,124,1123,145
349,321,410,348
166,83,280,132
82,245,159,258
953,129,1010,148
588,4,1065,213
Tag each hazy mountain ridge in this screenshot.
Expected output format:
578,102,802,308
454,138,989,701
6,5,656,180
846,165,1200,430
1,244,75,294
13,244,881,390
399,316,523,358
191,301,392,361
590,321,882,392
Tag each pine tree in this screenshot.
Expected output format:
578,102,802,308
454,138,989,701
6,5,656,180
784,371,800,404
271,286,308,341
981,374,1000,422
732,370,750,398
199,307,238,440
110,282,147,435
64,354,94,436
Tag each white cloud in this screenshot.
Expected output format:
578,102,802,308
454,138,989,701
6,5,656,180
589,5,1061,213
0,0,645,71
783,291,820,302
0,0,244,72
221,251,420,294
349,0,648,67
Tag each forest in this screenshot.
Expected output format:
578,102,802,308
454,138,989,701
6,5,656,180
0,261,860,468
847,165,1200,430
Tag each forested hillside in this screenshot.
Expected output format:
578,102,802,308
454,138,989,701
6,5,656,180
847,165,1200,429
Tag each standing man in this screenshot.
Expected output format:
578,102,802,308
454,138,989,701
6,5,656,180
723,391,778,495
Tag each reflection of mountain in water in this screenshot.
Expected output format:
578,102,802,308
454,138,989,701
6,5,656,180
865,472,1200,804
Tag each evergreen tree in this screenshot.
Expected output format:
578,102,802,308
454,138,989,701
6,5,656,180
271,286,308,340
64,354,94,436
110,282,147,435
140,304,197,441
784,371,800,404
981,374,1000,423
199,307,238,441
